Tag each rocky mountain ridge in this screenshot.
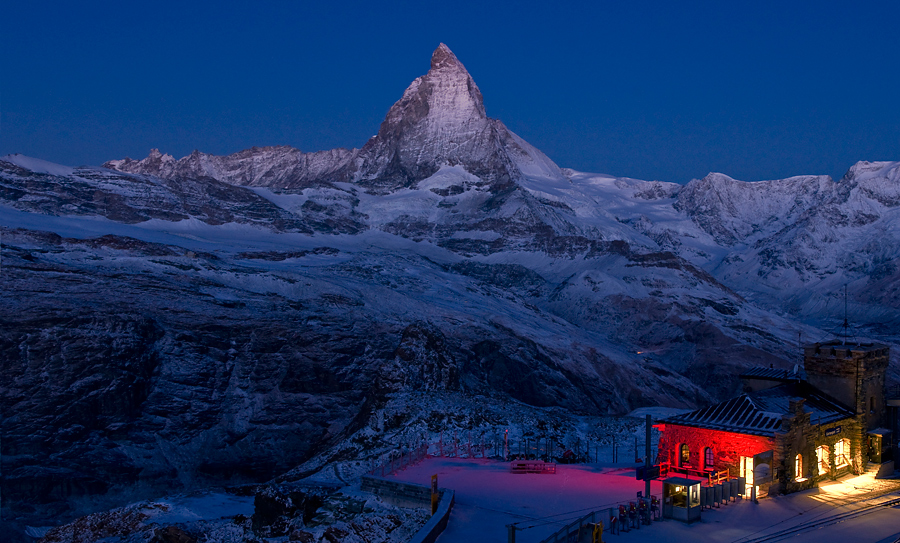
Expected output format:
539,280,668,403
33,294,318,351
105,44,565,194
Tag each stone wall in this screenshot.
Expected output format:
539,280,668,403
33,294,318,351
360,475,432,508
804,342,889,431
771,397,862,494
658,425,773,478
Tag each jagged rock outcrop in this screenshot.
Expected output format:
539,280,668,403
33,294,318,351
105,146,357,189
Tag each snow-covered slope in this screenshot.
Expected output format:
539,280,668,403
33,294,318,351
674,172,837,246
673,162,900,332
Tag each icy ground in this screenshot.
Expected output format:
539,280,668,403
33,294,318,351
387,457,900,543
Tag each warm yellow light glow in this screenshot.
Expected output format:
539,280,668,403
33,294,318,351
809,470,886,504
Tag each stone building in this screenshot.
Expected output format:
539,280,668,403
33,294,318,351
657,340,891,496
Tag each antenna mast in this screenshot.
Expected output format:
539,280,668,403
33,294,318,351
841,285,850,345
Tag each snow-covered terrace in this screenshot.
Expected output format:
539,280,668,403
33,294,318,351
387,457,900,543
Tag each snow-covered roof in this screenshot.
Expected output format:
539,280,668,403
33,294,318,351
661,382,854,436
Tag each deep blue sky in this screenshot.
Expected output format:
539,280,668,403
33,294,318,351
3,1,899,183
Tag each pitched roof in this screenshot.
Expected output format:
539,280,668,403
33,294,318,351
661,382,854,436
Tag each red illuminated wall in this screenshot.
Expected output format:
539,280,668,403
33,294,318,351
658,424,774,476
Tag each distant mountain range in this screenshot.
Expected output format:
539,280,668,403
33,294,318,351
2,43,897,536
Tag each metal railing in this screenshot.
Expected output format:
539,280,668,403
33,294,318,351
538,509,605,543
368,443,430,476
537,497,661,543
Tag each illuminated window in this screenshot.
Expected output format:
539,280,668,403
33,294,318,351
816,445,830,475
680,444,690,466
835,439,850,468
672,485,686,507
690,484,700,507
794,454,803,481
704,447,714,469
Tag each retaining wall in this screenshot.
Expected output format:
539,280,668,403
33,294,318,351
361,475,431,507
361,475,455,543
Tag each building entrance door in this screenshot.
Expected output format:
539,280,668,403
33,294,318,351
740,456,755,495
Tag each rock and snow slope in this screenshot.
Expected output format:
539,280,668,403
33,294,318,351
2,44,899,538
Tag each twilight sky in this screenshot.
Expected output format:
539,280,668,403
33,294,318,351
2,1,898,184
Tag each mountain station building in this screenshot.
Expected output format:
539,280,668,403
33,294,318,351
657,340,893,496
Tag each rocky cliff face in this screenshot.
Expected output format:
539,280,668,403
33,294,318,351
2,44,899,537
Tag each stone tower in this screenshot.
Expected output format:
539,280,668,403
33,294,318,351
803,340,890,431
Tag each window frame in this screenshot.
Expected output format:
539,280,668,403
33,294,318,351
704,447,714,470
679,443,690,467
816,444,830,475
835,438,850,468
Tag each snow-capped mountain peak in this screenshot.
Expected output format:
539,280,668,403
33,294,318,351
344,43,568,193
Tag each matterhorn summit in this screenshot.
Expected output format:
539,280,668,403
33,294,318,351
106,44,566,193
349,43,566,191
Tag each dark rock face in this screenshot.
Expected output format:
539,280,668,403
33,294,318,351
252,487,327,537
0,231,389,527
389,322,461,392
